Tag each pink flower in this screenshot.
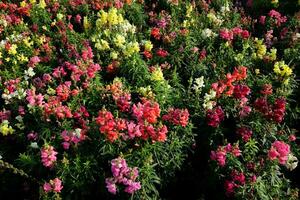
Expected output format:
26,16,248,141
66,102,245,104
162,108,189,127
268,141,290,164
52,178,63,193
28,56,40,68
43,183,52,193
43,178,63,193
219,28,233,41
206,106,224,127
259,16,266,25
289,134,296,142
41,145,58,168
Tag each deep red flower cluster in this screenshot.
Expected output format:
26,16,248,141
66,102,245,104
206,106,224,127
233,84,251,99
211,66,248,97
236,127,252,142
224,170,246,196
254,97,286,123
162,108,189,127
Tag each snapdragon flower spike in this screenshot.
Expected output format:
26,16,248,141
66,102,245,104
26,89,45,107
132,100,161,124
106,157,141,195
210,143,242,166
212,66,248,97
206,106,224,127
162,108,189,127
236,127,253,142
43,178,63,193
268,141,290,164
96,110,120,142
41,145,58,168
254,97,286,123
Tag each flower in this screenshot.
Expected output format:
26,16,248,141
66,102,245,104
106,157,141,194
206,106,224,127
162,108,189,127
268,141,290,164
273,61,292,77
41,145,58,168
0,120,14,136
43,178,63,193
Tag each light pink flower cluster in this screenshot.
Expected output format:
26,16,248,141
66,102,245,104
106,157,141,195
43,178,63,193
219,27,250,41
61,129,84,150
268,141,290,164
26,89,44,107
210,143,241,167
41,145,58,168
268,10,287,27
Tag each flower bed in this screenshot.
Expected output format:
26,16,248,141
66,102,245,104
0,0,299,199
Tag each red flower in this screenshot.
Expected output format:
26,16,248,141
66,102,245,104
151,27,161,40
206,106,224,127
156,48,169,58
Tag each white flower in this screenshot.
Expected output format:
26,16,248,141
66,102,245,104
192,76,205,92
24,67,35,79
285,154,298,171
203,90,216,110
30,142,39,149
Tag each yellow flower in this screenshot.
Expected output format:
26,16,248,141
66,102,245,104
0,52,2,58
151,67,164,82
107,8,119,26
123,42,139,56
20,1,27,7
186,4,193,18
255,69,260,74
144,41,153,51
23,37,33,47
17,54,29,63
97,10,108,26
83,16,91,30
110,51,119,59
114,34,126,47
95,39,110,50
8,44,17,55
0,121,15,136
273,61,292,77
30,0,37,4
269,48,277,61
57,13,64,20
38,0,46,9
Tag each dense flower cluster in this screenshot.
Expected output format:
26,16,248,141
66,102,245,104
210,143,242,167
206,106,224,127
106,157,141,195
0,1,298,199
254,97,286,123
43,178,63,193
41,145,58,168
162,108,189,127
268,141,290,164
